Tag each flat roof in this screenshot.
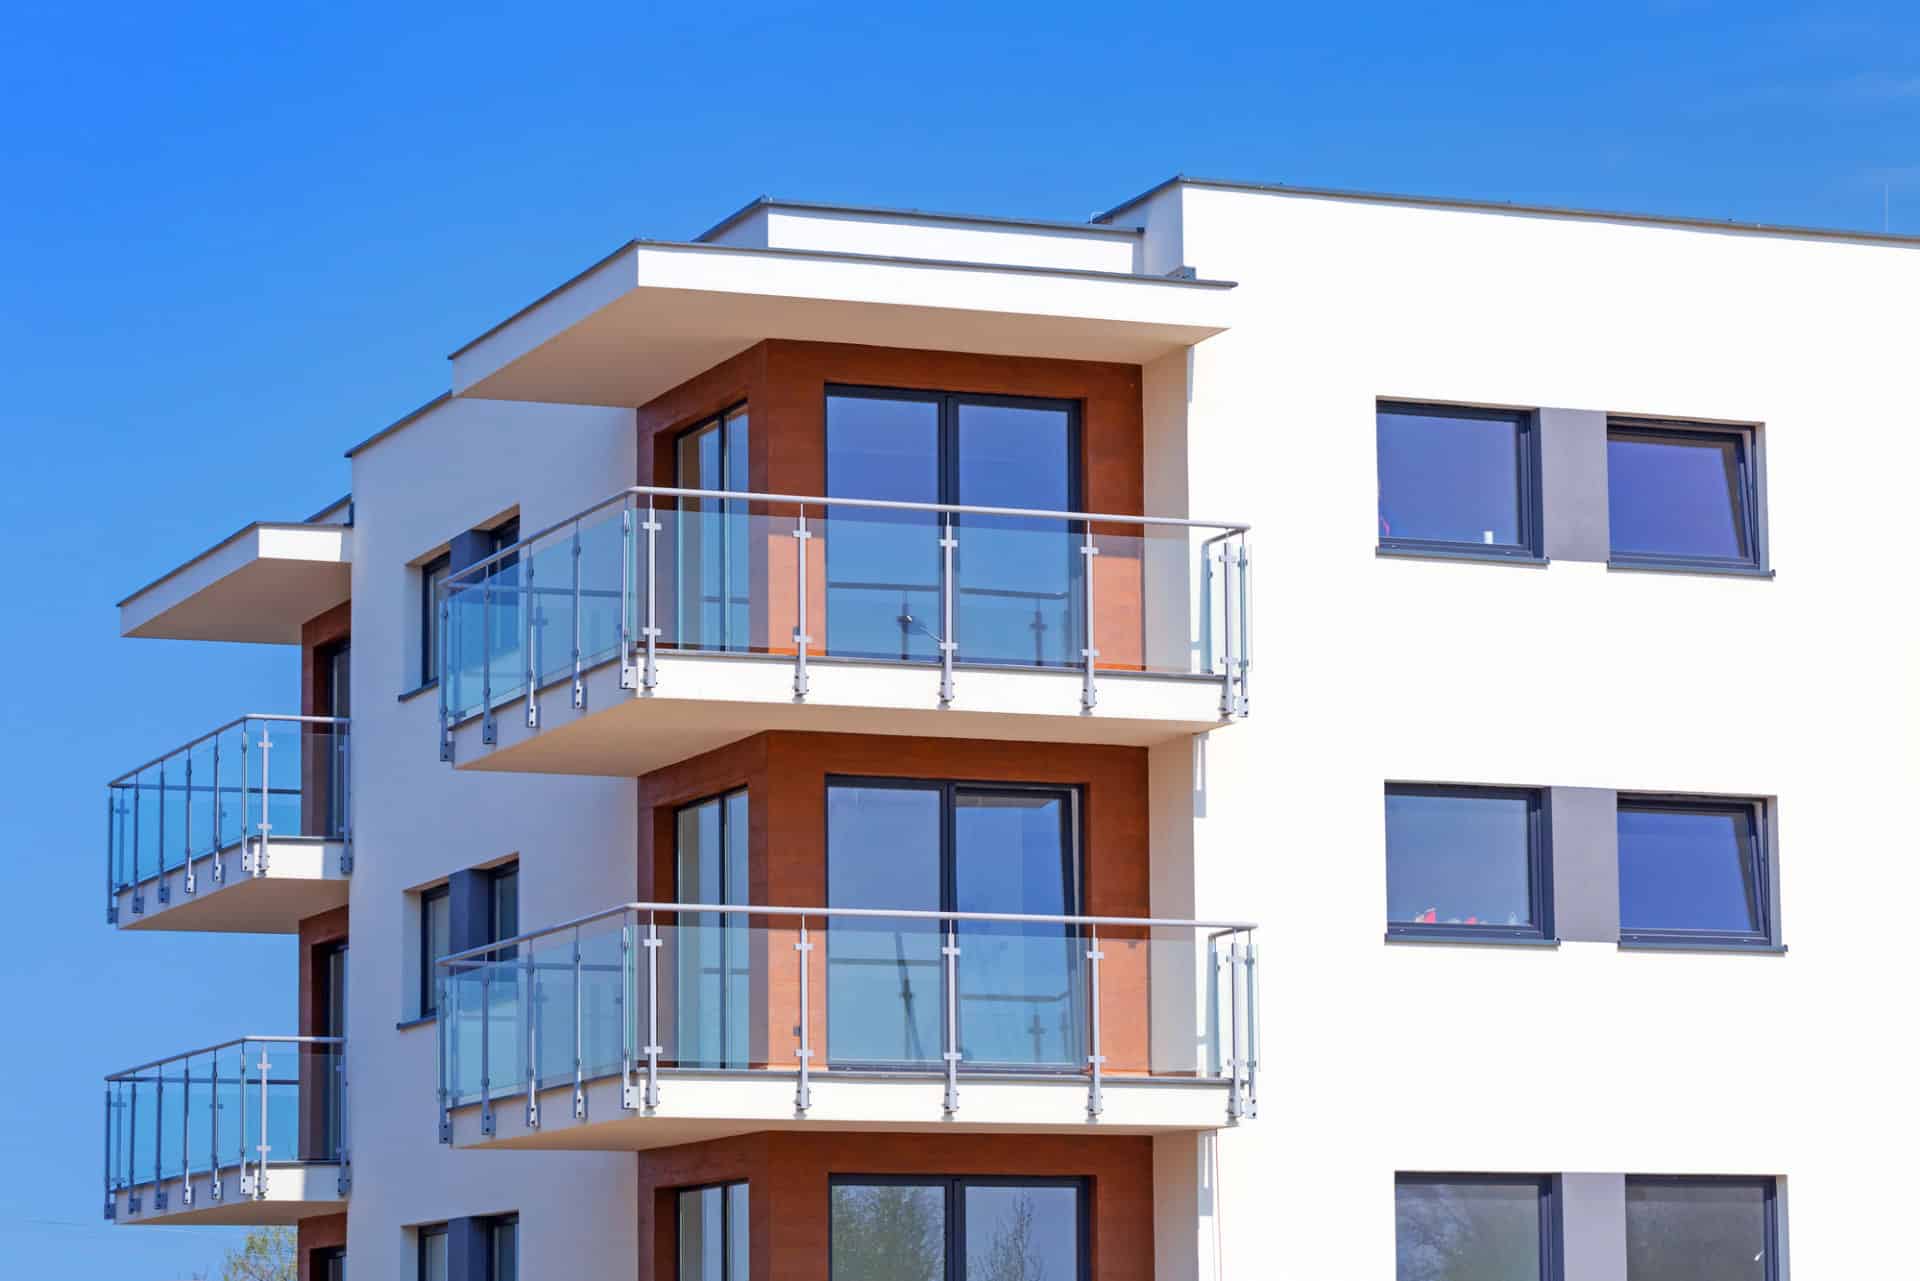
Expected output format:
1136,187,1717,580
1096,174,1920,249
695,195,1145,244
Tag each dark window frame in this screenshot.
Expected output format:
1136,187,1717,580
417,1222,448,1281
485,1212,519,1281
823,775,1085,1073
312,1245,346,1281
1384,783,1554,944
1606,419,1765,574
420,883,450,1019
420,552,451,685
675,1179,749,1281
827,1173,1090,1281
823,384,1086,513
1616,794,1775,949
1376,401,1544,562
672,402,752,491
488,861,520,946
1624,1175,1780,1281
1394,1173,1560,1281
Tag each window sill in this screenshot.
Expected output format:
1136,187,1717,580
398,679,440,704
1376,545,1549,568
1385,931,1560,949
396,1014,437,1031
1606,559,1774,580
1617,938,1787,955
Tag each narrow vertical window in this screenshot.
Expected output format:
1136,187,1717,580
1626,1176,1778,1280
417,1223,448,1281
675,790,750,1068
674,406,752,653
420,885,450,1018
1395,1175,1554,1281
421,553,450,684
679,1182,749,1281
1606,422,1763,572
1377,403,1540,559
488,1215,519,1281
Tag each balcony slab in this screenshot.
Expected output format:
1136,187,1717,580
114,838,348,933
110,1163,347,1226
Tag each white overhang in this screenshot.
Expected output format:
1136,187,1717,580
119,522,352,644
450,240,1236,407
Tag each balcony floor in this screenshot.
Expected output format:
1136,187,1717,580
449,653,1232,776
448,1069,1238,1152
110,1163,346,1226
114,839,348,933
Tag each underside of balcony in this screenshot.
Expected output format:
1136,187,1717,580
113,838,349,932
110,1164,347,1225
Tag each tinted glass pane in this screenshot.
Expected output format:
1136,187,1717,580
726,1183,750,1281
1627,1180,1772,1280
492,1221,517,1281
828,785,942,1065
424,892,450,1015
964,1184,1080,1281
1618,806,1760,935
420,1229,448,1281
676,793,750,1067
832,1182,946,1281
955,402,1078,668
1385,791,1535,929
1395,1180,1543,1281
826,395,941,661
681,1186,724,1281
491,868,518,943
1608,430,1751,562
1378,407,1526,548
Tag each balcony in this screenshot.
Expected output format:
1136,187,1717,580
433,903,1259,1151
435,487,1250,776
105,1036,347,1225
107,716,350,931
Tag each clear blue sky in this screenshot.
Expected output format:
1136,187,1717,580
1,1,1912,1274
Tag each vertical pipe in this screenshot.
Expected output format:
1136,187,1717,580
792,509,811,699
438,592,453,763
1080,524,1100,712
643,910,661,1109
525,533,539,730
437,969,452,1144
105,793,116,924
241,725,252,873
1085,924,1105,1118
794,916,813,1113
153,1060,163,1195
572,925,586,1121
103,1087,114,1218
570,521,585,709
643,496,659,691
942,919,961,1115
938,513,956,705
236,1047,248,1195
131,774,143,913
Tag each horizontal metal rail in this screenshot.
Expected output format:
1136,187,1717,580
106,1035,344,1083
108,716,350,788
437,900,1258,967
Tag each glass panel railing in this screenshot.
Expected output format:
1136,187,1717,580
107,716,350,912
436,489,1250,748
434,905,1259,1130
105,1037,345,1212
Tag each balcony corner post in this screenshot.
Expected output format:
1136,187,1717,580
480,574,496,745
1085,924,1105,1119
254,1044,271,1199
254,723,272,876
525,541,539,731
794,916,813,1114
619,918,636,1109
1226,940,1244,1123
642,911,662,1110
572,926,587,1121
570,521,586,710
524,947,540,1130
938,515,957,706
642,497,660,692
1079,526,1100,712
479,968,495,1137
792,511,811,701
941,920,961,1116
155,761,169,906
181,755,194,896
211,733,225,884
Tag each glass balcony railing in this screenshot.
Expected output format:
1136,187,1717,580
106,715,351,922
435,488,1250,755
104,1035,345,1218
435,902,1259,1136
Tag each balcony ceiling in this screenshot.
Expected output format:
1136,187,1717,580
449,240,1236,408
119,522,351,645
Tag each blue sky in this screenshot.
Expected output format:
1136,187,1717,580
1,1,1913,1274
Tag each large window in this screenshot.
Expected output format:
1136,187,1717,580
825,387,1081,667
1377,403,1540,560
673,790,751,1068
1385,785,1550,942
826,779,1081,1070
420,884,451,1018
830,1176,1086,1281
1617,797,1772,948
1395,1175,1556,1281
1607,422,1762,572
679,1182,749,1281
1626,1177,1777,1281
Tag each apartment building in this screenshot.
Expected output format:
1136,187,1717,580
98,176,1919,1280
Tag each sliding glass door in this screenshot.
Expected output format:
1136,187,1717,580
825,389,1079,668
675,789,751,1068
826,779,1081,1071
675,406,753,652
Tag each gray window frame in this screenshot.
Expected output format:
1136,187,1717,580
1616,794,1776,951
1624,1175,1780,1281
1376,401,1545,563
1384,783,1555,945
1394,1173,1561,1281
1605,419,1767,575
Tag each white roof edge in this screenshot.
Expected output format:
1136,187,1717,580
118,520,351,609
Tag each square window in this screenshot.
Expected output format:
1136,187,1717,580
1607,422,1763,572
1377,403,1540,559
1626,1177,1778,1281
1395,1175,1555,1281
1617,797,1773,948
1385,785,1551,942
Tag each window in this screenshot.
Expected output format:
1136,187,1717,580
1617,797,1773,948
488,862,520,953
1377,403,1540,560
421,553,450,684
487,1215,518,1281
420,885,450,1018
827,779,1081,1070
1395,1175,1556,1281
674,790,750,1068
1607,422,1762,572
1626,1177,1778,1281
678,1182,748,1281
674,406,752,653
418,1223,448,1281
830,1176,1086,1281
314,1247,346,1281
1385,785,1551,942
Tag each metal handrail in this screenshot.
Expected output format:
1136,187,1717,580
443,484,1252,585
436,900,1259,967
108,715,349,787
106,1035,345,1082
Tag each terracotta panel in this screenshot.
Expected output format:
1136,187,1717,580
297,1211,346,1281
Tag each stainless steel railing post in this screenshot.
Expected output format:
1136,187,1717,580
254,1043,271,1199
642,498,660,691
620,917,635,1108
524,946,539,1129
942,919,961,1116
794,916,813,1113
480,571,496,745
1226,939,1244,1122
572,926,587,1121
1085,924,1105,1119
792,509,811,700
525,537,539,730
938,513,957,705
643,911,662,1109
181,754,194,896
255,722,272,876
570,521,586,710
479,966,495,1137
211,732,224,884
1079,524,1100,712
179,1057,192,1207
155,760,169,905
209,1050,221,1201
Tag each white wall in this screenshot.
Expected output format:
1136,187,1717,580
1155,185,1919,1278
346,396,639,1279
707,202,1142,273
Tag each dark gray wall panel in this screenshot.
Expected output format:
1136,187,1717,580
1549,787,1619,943
1559,1173,1627,1281
1539,409,1610,562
